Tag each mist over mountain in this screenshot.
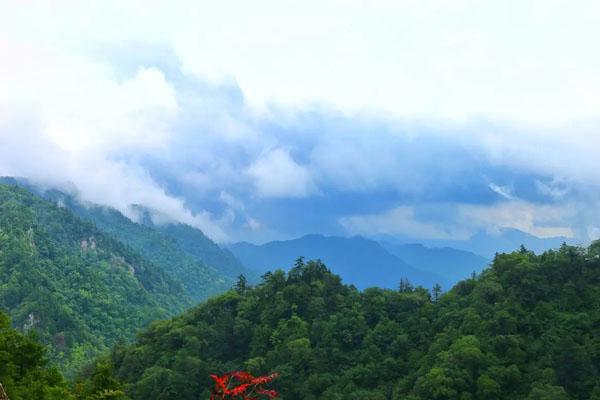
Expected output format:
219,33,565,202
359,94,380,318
2,15,600,246
46,192,236,302
2,2,600,399
1,178,255,301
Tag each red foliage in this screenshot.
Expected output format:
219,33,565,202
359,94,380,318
209,371,279,399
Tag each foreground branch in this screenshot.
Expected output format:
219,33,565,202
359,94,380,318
0,383,9,400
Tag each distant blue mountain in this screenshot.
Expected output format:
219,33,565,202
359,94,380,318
378,241,489,285
374,228,576,259
228,234,448,290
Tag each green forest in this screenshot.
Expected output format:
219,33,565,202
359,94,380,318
0,310,72,400
0,184,190,375
0,183,599,399
45,189,239,302
81,245,599,399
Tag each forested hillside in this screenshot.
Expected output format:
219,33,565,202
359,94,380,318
0,178,255,301
93,244,600,399
155,222,256,283
0,183,190,375
45,191,237,302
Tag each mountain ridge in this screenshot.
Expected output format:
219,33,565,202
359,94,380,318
378,240,490,285
228,233,449,289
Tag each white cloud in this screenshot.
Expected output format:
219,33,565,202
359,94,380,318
535,180,569,200
246,148,315,198
458,201,576,238
340,206,471,240
0,38,229,241
2,1,600,243
245,217,262,232
0,38,178,154
488,183,515,200
588,227,600,241
219,191,245,211
3,1,600,125
340,201,576,240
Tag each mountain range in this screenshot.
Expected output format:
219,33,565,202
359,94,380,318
0,177,579,377
1,178,598,399
228,234,450,290
228,230,571,290
378,240,490,283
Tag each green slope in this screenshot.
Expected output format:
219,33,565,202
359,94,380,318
94,244,599,399
0,183,190,375
45,192,234,302
154,222,257,283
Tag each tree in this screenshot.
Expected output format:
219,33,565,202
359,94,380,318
294,257,305,269
399,278,413,293
209,371,279,399
432,283,442,302
0,311,71,400
527,384,569,400
235,274,248,294
78,248,600,399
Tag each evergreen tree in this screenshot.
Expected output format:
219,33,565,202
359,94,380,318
432,283,442,302
235,274,248,294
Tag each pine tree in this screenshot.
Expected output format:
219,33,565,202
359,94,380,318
294,256,305,269
399,278,413,292
432,283,442,302
235,274,248,294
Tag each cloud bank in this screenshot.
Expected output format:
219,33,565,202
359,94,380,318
1,2,600,244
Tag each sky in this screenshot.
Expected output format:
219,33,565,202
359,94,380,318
1,1,600,244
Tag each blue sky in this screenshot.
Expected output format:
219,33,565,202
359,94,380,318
1,1,600,243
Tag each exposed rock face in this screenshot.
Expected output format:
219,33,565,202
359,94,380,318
26,227,35,250
23,312,39,331
112,255,136,276
80,236,98,251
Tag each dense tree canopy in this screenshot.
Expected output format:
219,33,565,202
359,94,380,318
1,181,598,399
0,311,70,400
0,184,190,375
87,244,599,399
46,191,242,302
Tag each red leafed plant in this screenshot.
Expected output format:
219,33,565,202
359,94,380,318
209,371,279,399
